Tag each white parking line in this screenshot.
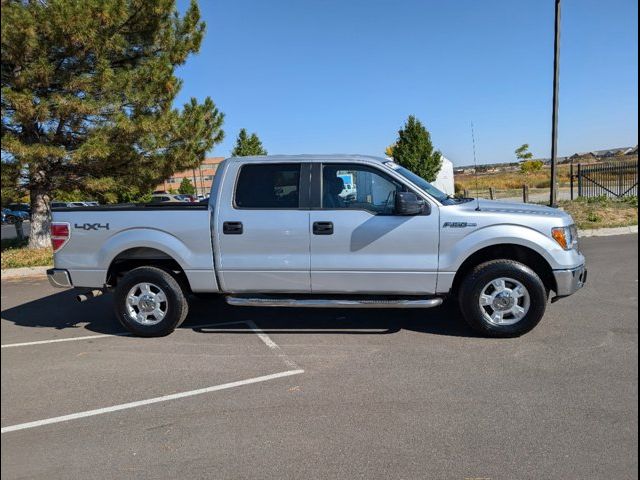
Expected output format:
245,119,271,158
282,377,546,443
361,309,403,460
245,320,300,369
0,320,247,349
1,369,304,434
0,333,131,349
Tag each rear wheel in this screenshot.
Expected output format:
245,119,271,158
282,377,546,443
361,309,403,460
114,266,189,337
459,260,547,337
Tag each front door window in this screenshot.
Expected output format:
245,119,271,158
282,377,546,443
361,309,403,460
322,164,404,214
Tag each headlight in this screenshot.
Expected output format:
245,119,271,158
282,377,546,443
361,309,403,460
551,225,578,250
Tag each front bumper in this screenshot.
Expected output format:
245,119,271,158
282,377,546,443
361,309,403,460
47,268,73,288
552,264,587,301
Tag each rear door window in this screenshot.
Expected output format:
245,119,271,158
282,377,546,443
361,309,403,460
235,164,301,209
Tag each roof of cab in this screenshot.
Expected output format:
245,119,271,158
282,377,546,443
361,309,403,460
225,154,389,164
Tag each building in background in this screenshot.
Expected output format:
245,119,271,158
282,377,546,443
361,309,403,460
156,157,225,196
432,155,455,195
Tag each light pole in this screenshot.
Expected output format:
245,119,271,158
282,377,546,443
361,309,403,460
550,0,561,207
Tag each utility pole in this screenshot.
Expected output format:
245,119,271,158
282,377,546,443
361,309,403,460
550,0,561,207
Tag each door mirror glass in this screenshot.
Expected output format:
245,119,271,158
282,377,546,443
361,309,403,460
395,191,429,215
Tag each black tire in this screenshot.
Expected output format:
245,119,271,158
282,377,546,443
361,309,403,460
114,266,189,337
458,260,547,338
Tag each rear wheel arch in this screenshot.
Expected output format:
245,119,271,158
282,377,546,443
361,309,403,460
106,247,191,292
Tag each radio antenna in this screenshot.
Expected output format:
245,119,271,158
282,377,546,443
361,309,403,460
471,122,481,211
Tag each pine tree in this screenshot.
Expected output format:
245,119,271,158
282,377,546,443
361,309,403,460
391,115,442,182
231,129,267,156
1,0,224,248
178,177,196,195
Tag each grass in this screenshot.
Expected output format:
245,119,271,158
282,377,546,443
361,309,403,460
558,196,638,230
1,238,53,270
456,164,573,192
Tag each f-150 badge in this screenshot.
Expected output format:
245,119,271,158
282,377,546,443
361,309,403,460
443,222,477,228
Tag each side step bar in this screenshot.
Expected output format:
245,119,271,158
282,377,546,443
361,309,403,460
225,296,443,309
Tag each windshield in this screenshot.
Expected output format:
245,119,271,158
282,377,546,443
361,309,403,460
383,161,451,203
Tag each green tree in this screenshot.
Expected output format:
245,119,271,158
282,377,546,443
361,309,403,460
178,177,196,195
1,0,224,248
520,160,544,175
385,144,395,158
391,115,442,182
231,129,267,156
515,144,534,162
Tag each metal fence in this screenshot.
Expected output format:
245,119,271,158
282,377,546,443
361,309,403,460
571,161,638,199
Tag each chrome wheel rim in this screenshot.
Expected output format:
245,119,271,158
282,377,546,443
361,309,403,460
125,282,168,326
479,277,530,326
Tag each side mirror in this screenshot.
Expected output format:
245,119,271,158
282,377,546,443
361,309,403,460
395,191,429,215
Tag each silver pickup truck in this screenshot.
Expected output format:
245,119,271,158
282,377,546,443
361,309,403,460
48,155,586,338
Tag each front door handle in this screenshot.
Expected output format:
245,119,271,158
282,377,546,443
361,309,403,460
223,221,243,235
313,221,333,235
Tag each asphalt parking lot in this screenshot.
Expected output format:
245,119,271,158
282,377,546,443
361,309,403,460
1,222,30,240
1,234,637,479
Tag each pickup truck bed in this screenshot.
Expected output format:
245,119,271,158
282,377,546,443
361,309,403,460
51,203,217,293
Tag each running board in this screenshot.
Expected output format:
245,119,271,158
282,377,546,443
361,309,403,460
225,296,443,309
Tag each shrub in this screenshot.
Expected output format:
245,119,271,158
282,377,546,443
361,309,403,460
587,211,601,223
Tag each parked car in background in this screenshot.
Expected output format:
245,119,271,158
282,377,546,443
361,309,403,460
339,183,357,201
7,203,30,214
1,207,29,224
52,201,99,208
175,194,196,202
51,201,76,208
150,194,185,203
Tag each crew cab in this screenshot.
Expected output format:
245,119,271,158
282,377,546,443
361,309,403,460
48,155,586,338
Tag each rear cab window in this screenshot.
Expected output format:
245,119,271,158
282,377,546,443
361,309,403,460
235,163,301,209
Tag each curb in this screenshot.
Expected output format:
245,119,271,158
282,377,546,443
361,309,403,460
1,266,50,280
578,225,638,238
0,225,637,280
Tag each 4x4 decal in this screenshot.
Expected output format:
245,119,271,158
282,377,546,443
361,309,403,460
74,223,110,231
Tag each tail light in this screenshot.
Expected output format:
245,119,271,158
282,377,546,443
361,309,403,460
51,223,70,252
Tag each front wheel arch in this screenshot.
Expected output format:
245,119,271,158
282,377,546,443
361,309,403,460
451,244,557,296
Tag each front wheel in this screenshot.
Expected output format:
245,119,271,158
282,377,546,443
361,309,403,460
459,260,547,338
114,266,189,337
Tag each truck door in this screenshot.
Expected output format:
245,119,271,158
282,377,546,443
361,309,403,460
309,162,440,294
215,162,311,293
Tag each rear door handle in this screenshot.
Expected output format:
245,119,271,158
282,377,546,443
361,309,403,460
223,221,243,235
313,221,333,235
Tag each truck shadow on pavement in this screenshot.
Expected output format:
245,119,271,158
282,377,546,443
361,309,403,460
1,289,479,338
186,296,480,338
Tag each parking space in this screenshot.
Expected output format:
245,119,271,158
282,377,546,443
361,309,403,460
1,234,638,479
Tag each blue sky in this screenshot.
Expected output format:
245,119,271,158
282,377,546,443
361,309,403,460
175,0,638,166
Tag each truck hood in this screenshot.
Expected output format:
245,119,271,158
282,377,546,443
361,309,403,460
449,198,573,224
